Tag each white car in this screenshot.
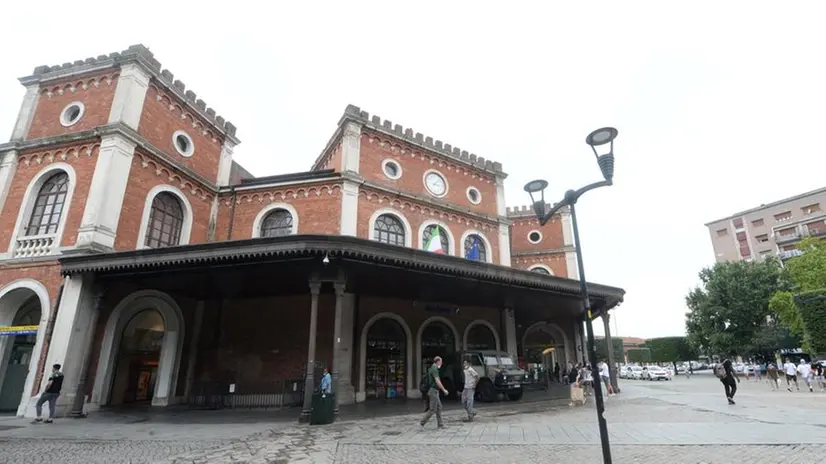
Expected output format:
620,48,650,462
629,366,644,380
644,366,671,381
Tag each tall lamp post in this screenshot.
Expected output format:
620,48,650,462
523,127,618,464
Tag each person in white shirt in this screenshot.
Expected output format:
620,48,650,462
599,361,614,396
783,359,799,392
461,360,480,422
797,359,813,392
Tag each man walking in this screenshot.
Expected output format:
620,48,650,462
461,359,479,422
599,360,614,396
33,364,63,424
718,358,739,405
783,358,799,391
797,359,813,392
420,356,449,429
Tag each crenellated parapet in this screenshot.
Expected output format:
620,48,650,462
506,203,569,218
338,104,505,175
20,44,239,143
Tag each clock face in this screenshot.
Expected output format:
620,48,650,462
425,172,447,196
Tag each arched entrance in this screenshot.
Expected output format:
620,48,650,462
418,318,459,397
364,318,407,400
0,297,41,412
463,321,500,351
521,322,569,383
109,310,165,405
0,279,50,416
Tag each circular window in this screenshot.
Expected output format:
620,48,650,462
59,102,85,127
172,130,195,157
528,230,543,244
466,186,481,204
382,159,402,180
423,170,448,198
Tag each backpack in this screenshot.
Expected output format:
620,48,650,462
419,375,429,394
715,364,727,379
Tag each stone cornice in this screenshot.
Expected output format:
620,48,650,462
512,247,576,256
18,44,240,145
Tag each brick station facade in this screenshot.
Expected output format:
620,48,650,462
0,45,624,418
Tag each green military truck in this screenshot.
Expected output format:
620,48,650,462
444,350,528,402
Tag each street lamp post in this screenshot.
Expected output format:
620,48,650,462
523,127,618,464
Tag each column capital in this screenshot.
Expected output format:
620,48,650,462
601,311,610,323
333,281,347,296
309,280,322,295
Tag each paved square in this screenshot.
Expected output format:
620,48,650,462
1,373,825,463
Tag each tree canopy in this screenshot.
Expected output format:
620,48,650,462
643,337,697,363
685,258,791,357
626,348,651,363
594,337,624,363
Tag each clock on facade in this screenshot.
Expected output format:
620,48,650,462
424,171,447,197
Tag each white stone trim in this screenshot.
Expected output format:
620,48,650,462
341,121,362,173
415,316,461,385
216,140,235,186
462,320,501,351
498,223,511,266
11,85,40,141
90,290,185,408
494,176,507,217
135,185,193,248
368,208,413,247
566,251,579,279
521,321,574,366
0,150,19,220
528,264,554,275
357,312,413,403
459,229,493,263
59,101,85,127
381,158,403,180
340,180,358,236
422,169,449,198
561,210,573,246
107,62,151,131
466,186,481,205
0,279,51,417
417,219,456,255
172,130,195,157
7,163,77,258
251,203,299,238
527,230,543,244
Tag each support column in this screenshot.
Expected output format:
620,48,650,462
183,301,205,399
33,274,97,418
340,179,359,236
216,140,235,187
331,282,346,416
0,149,18,219
602,311,620,393
69,288,104,417
337,293,356,404
502,308,518,358
300,281,322,422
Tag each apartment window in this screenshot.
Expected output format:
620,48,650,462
751,218,764,227
755,234,769,243
732,218,744,230
781,244,797,252
774,211,792,222
777,227,796,237
716,228,728,237
802,203,821,215
759,250,773,257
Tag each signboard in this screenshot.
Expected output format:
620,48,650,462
0,325,39,336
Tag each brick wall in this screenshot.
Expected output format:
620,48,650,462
0,261,64,395
138,84,224,184
359,129,498,217
0,143,99,251
510,213,569,276
215,182,343,240
356,186,500,262
114,150,214,250
26,72,118,140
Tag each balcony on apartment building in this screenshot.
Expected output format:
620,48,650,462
772,216,826,245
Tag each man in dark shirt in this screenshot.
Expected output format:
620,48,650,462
420,356,449,429
33,364,63,424
720,358,740,405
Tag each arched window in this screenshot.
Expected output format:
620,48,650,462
25,172,69,236
144,192,184,248
531,267,552,275
463,234,487,262
260,209,293,237
373,214,405,246
422,224,449,254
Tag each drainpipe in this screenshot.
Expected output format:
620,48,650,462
227,187,237,240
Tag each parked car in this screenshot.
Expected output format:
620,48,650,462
629,366,644,380
644,366,671,381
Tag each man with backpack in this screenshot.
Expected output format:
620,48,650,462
715,359,739,404
420,356,449,429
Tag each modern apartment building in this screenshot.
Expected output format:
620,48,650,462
705,187,826,263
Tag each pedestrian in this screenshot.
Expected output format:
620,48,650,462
554,363,561,383
716,358,739,405
420,356,449,429
814,360,826,392
767,362,779,390
461,359,479,422
319,367,332,394
783,358,799,391
797,359,814,392
569,364,585,407
599,360,614,396
32,363,63,424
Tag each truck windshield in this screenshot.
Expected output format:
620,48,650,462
484,356,516,366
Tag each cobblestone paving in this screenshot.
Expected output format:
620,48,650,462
0,438,235,464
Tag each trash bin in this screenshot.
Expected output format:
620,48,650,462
310,392,335,425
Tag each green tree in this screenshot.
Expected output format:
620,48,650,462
785,237,826,290
594,337,624,363
794,290,826,354
685,258,788,357
626,348,651,363
644,337,697,363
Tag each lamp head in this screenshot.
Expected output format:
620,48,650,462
586,127,618,181
524,179,549,218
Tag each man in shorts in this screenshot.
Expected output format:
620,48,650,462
783,358,799,391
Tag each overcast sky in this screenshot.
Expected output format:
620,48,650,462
2,2,825,339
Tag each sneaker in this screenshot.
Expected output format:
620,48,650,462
30,418,43,424
437,424,445,429
44,419,53,424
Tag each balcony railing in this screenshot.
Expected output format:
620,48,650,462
778,249,804,260
774,231,801,244
12,234,56,258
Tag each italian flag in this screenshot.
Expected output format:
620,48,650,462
424,227,445,254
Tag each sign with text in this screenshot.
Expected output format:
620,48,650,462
0,325,39,336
